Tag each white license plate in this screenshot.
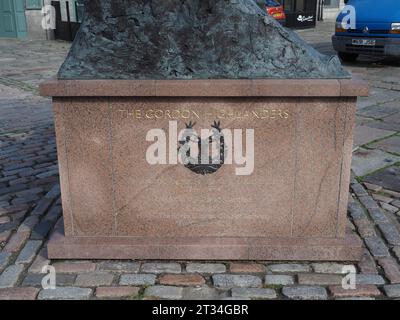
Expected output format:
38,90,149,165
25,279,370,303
352,39,376,46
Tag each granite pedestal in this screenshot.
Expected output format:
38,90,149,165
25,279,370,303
41,78,368,261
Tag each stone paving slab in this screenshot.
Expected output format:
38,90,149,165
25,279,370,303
282,286,328,300
370,135,400,155
353,126,395,149
119,274,157,286
231,288,277,299
144,286,183,300
351,148,400,177
364,166,400,192
357,104,400,119
38,287,93,300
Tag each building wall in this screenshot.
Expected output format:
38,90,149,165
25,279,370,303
23,0,340,39
323,0,345,20
25,0,79,39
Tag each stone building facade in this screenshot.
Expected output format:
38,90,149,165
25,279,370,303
0,0,345,40
0,0,81,39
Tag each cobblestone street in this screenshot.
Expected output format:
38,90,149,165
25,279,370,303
0,22,400,300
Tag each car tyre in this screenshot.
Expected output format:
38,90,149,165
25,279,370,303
338,52,359,62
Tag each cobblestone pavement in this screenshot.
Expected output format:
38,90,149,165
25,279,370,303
0,22,400,300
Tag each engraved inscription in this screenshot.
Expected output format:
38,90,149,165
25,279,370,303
118,108,290,121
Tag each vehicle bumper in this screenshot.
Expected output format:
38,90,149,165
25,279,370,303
332,35,400,57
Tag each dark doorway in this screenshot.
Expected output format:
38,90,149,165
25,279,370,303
52,0,81,41
282,0,318,29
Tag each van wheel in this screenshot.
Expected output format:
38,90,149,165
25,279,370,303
338,52,359,62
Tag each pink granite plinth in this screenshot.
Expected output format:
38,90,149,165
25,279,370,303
48,228,362,261
40,79,368,261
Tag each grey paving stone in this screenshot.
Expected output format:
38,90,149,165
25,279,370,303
383,189,400,198
356,274,386,285
21,273,45,287
221,297,251,300
0,252,12,273
357,104,399,119
231,288,277,299
365,120,400,132
0,184,28,196
15,240,42,265
43,205,62,223
98,261,140,273
364,166,400,193
141,262,181,274
312,263,355,274
28,248,49,273
212,274,262,288
365,236,390,258
265,275,294,286
38,287,92,300
16,168,36,178
352,148,400,177
358,195,380,211
0,216,11,224
383,284,400,298
75,272,114,287
12,194,40,205
22,273,76,287
350,183,368,197
380,202,399,213
54,274,77,287
36,169,59,179
186,263,226,274
392,200,400,209
31,197,53,216
377,222,400,246
353,219,377,238
282,286,328,300
182,286,221,300
144,286,183,300
378,257,400,284
0,221,17,233
3,162,34,171
364,182,383,192
371,135,400,155
336,297,376,300
0,265,24,288
381,110,400,124
119,274,156,286
373,193,394,203
14,187,43,198
44,184,60,199
298,274,343,285
368,207,389,223
30,220,52,240
348,201,367,220
0,204,29,215
393,246,400,261
268,263,311,273
18,215,39,232
353,126,394,148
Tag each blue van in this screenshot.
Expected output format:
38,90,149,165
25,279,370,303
332,0,400,61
